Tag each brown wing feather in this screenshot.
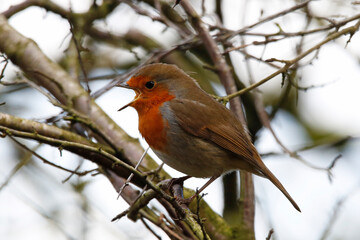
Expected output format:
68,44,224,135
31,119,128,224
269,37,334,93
169,99,259,167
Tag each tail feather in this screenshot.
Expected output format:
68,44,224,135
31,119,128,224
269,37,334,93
253,156,301,212
262,165,301,212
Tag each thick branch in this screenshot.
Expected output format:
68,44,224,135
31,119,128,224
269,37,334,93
0,13,234,238
0,14,157,171
0,112,146,184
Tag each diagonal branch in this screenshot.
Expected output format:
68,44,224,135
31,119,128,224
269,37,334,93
180,0,246,125
0,14,153,171
180,0,255,236
223,20,360,101
226,0,313,38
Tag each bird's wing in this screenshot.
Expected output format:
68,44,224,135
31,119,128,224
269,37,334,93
169,99,257,164
169,99,302,212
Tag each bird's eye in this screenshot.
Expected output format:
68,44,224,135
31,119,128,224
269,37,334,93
145,80,155,89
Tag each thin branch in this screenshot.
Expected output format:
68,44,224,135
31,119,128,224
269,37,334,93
237,50,282,69
223,20,360,100
261,137,353,158
91,64,144,99
266,229,274,240
9,185,76,239
236,12,360,38
226,0,313,38
180,0,246,126
118,147,149,198
320,184,360,240
69,21,90,93
8,135,98,177
120,0,164,23
62,160,98,183
194,194,208,240
223,36,286,54
2,0,70,19
0,54,9,81
286,72,337,92
140,217,162,240
154,0,191,39
327,154,342,182
0,143,38,192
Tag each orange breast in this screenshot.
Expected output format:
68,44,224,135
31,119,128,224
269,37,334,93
138,107,168,151
130,89,175,151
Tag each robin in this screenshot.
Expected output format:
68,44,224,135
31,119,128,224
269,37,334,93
118,63,300,212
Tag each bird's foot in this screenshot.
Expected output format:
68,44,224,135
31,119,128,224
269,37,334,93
158,176,205,209
167,176,192,188
174,195,193,206
162,176,192,209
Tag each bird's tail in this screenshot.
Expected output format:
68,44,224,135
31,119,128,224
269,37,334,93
254,157,301,212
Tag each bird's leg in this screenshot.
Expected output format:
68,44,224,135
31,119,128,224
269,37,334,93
167,175,219,207
173,175,219,207
159,176,192,197
186,175,219,203
165,176,192,209
172,175,192,185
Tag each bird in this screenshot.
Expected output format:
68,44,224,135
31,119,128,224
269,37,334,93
117,63,300,212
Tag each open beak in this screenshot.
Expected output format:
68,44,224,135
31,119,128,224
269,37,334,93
118,101,133,111
117,80,139,111
116,80,133,89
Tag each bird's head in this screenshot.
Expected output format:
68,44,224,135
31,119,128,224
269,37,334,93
117,63,198,112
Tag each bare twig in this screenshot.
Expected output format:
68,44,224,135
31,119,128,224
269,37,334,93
0,54,9,81
69,21,91,93
223,20,360,100
236,50,282,69
91,65,143,99
62,160,98,183
117,147,149,199
226,0,313,38
180,0,246,125
2,0,69,19
154,0,191,39
140,217,162,240
121,0,163,22
266,228,274,240
9,185,76,239
320,184,360,240
195,193,208,240
327,154,342,182
223,36,286,54
0,144,38,192
8,135,95,177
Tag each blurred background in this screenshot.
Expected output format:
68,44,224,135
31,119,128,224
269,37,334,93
1,0,360,239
